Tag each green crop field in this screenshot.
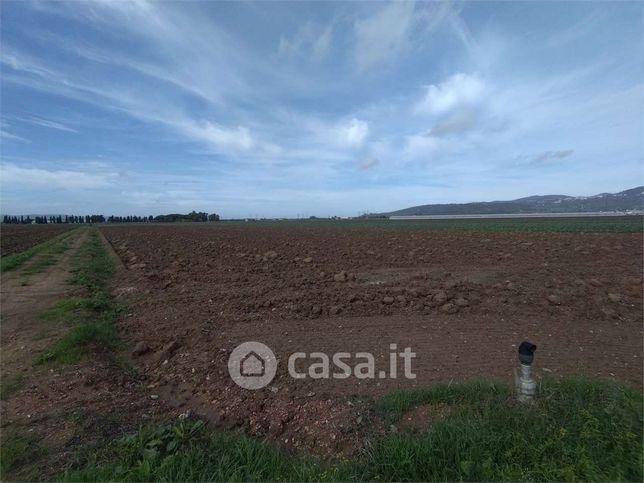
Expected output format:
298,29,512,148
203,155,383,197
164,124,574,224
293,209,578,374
220,216,643,233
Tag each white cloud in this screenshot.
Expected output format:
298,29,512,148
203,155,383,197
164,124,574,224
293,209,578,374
22,116,79,133
188,122,255,152
405,134,439,159
179,120,285,158
313,23,334,61
341,118,369,148
416,73,484,115
353,1,415,71
307,117,369,150
0,163,114,189
353,1,460,71
0,130,30,143
546,11,604,48
278,22,334,61
0,50,58,80
187,121,285,158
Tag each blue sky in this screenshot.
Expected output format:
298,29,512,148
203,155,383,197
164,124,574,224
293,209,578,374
1,0,642,217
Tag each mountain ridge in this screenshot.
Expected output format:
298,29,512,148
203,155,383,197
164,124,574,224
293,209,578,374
383,187,644,217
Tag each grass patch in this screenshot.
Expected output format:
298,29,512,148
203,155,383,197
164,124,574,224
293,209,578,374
0,372,26,400
59,377,642,482
36,229,119,366
367,376,643,482
33,328,51,340
60,420,337,482
1,229,79,273
37,320,118,365
38,298,85,324
375,378,507,422
21,253,58,276
0,431,37,479
20,233,76,276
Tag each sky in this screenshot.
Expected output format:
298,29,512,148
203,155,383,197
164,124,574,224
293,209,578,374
1,0,642,218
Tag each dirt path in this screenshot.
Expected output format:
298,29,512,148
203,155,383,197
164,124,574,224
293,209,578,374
0,229,163,480
1,230,88,376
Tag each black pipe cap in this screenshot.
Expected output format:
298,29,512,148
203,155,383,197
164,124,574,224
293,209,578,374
518,340,537,365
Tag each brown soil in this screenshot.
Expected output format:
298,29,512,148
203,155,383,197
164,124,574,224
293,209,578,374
0,224,77,256
98,224,643,455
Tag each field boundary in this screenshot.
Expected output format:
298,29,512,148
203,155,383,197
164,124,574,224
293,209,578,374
58,376,643,482
0,228,81,272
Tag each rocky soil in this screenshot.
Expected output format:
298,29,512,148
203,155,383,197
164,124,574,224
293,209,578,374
100,224,643,456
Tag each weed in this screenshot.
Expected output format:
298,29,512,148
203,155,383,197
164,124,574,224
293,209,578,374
59,377,642,482
0,372,26,400
0,431,36,478
37,319,118,365
39,298,84,324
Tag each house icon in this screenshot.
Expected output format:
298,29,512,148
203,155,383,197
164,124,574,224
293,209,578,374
240,351,266,377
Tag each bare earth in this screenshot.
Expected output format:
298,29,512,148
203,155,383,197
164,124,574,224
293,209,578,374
99,224,644,455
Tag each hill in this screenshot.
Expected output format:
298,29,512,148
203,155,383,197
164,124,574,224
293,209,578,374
384,187,644,216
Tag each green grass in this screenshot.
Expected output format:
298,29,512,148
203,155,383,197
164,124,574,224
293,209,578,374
33,328,51,341
20,232,77,276
60,420,335,482
0,431,37,479
37,229,119,365
0,372,26,400
367,377,642,481
219,216,643,233
375,379,506,422
37,321,118,365
59,377,642,482
39,298,84,324
0,229,79,273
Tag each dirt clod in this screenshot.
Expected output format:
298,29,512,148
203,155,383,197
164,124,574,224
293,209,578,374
333,271,348,282
547,294,562,305
132,341,151,357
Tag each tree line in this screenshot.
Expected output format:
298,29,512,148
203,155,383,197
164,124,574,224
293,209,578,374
2,211,220,224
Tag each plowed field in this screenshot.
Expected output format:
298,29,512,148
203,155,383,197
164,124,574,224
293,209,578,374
100,223,643,454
